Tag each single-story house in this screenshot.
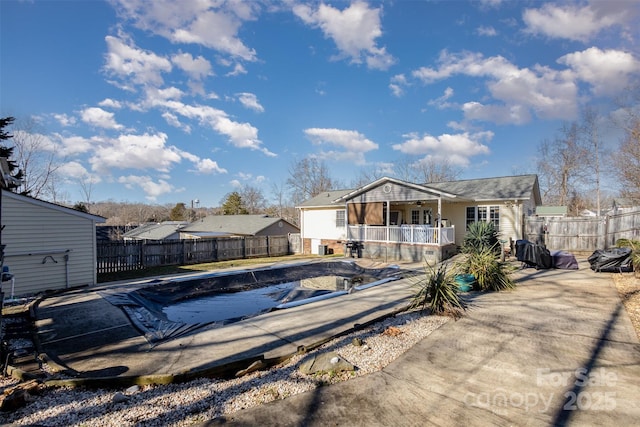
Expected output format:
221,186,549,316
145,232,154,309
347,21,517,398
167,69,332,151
123,221,190,241
536,206,568,218
297,174,541,263
1,190,105,297
180,214,300,239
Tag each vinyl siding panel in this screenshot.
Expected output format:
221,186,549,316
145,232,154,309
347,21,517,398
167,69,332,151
2,194,98,296
302,208,347,240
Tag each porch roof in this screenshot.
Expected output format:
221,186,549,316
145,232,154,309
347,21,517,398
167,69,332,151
333,176,463,204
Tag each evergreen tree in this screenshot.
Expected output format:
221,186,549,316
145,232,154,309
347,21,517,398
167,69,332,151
0,117,25,192
221,192,249,215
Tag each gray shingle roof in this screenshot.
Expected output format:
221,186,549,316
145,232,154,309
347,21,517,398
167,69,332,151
123,222,189,240
425,174,539,201
181,214,296,236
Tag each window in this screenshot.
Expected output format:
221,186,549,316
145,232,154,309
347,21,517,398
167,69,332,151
466,207,476,227
336,210,345,227
423,209,432,225
467,205,500,229
489,206,500,227
411,210,420,224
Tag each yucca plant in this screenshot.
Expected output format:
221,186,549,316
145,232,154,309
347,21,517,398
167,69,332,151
410,262,466,319
462,221,500,254
616,238,640,276
462,247,515,291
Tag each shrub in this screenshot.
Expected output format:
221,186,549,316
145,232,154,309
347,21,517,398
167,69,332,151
462,247,515,291
616,238,640,273
462,221,500,254
410,262,466,319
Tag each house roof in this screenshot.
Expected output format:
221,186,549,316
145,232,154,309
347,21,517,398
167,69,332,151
426,174,540,202
181,214,299,236
2,189,106,222
334,176,461,203
123,221,189,240
536,206,568,216
296,174,541,208
296,189,354,208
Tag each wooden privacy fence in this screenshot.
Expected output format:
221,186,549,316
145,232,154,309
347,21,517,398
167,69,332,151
97,235,294,274
524,210,640,252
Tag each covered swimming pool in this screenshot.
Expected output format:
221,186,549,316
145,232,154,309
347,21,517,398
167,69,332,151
99,260,402,345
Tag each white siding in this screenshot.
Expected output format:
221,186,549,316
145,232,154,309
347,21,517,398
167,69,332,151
2,193,99,297
302,208,347,240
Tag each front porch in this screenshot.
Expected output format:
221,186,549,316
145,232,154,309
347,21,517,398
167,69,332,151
346,224,455,245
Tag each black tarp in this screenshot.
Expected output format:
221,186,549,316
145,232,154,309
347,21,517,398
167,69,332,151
99,261,402,345
515,240,552,269
550,250,579,270
588,248,633,272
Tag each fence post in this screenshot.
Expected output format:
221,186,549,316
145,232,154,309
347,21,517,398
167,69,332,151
140,241,145,268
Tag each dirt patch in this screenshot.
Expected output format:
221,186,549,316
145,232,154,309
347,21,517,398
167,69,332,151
612,272,640,341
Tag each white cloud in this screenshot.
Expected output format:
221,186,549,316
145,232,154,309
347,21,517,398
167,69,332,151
89,132,181,174
304,128,378,152
98,98,123,109
161,112,191,133
304,128,378,166
428,87,455,109
293,1,395,70
412,50,579,123
155,99,275,156
80,107,124,130
53,113,76,127
57,134,94,156
171,52,213,80
476,26,497,37
110,0,258,61
58,161,102,184
225,63,247,77
523,2,631,42
193,158,227,175
237,92,265,113
104,32,172,88
558,47,640,96
389,74,408,97
392,131,492,166
117,174,178,201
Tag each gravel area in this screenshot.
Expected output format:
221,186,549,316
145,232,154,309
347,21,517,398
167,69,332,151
0,309,447,426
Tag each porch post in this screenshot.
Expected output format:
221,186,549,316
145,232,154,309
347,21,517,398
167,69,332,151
437,196,442,245
386,200,390,242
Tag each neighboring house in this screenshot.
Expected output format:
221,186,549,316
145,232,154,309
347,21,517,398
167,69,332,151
297,174,541,263
123,221,190,241
180,214,300,239
536,206,568,218
1,190,105,297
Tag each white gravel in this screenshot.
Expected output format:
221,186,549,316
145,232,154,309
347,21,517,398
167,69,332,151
0,309,447,427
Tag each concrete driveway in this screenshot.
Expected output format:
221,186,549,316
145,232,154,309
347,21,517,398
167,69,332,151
203,260,640,426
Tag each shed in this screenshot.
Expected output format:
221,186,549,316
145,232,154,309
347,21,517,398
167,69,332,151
1,190,105,297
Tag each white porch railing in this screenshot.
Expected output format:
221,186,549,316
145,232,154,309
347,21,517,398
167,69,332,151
347,225,455,246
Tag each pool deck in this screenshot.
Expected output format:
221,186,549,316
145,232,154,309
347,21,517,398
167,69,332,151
32,259,420,384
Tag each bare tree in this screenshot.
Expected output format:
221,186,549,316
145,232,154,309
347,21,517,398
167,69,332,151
612,86,640,203
612,119,640,203
537,122,590,213
286,157,336,205
413,156,462,183
239,184,267,214
9,117,62,200
580,106,606,215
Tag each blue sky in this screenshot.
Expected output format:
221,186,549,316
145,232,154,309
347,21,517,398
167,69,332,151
1,0,639,208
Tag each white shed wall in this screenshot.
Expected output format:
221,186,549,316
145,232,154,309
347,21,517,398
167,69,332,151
2,193,99,297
